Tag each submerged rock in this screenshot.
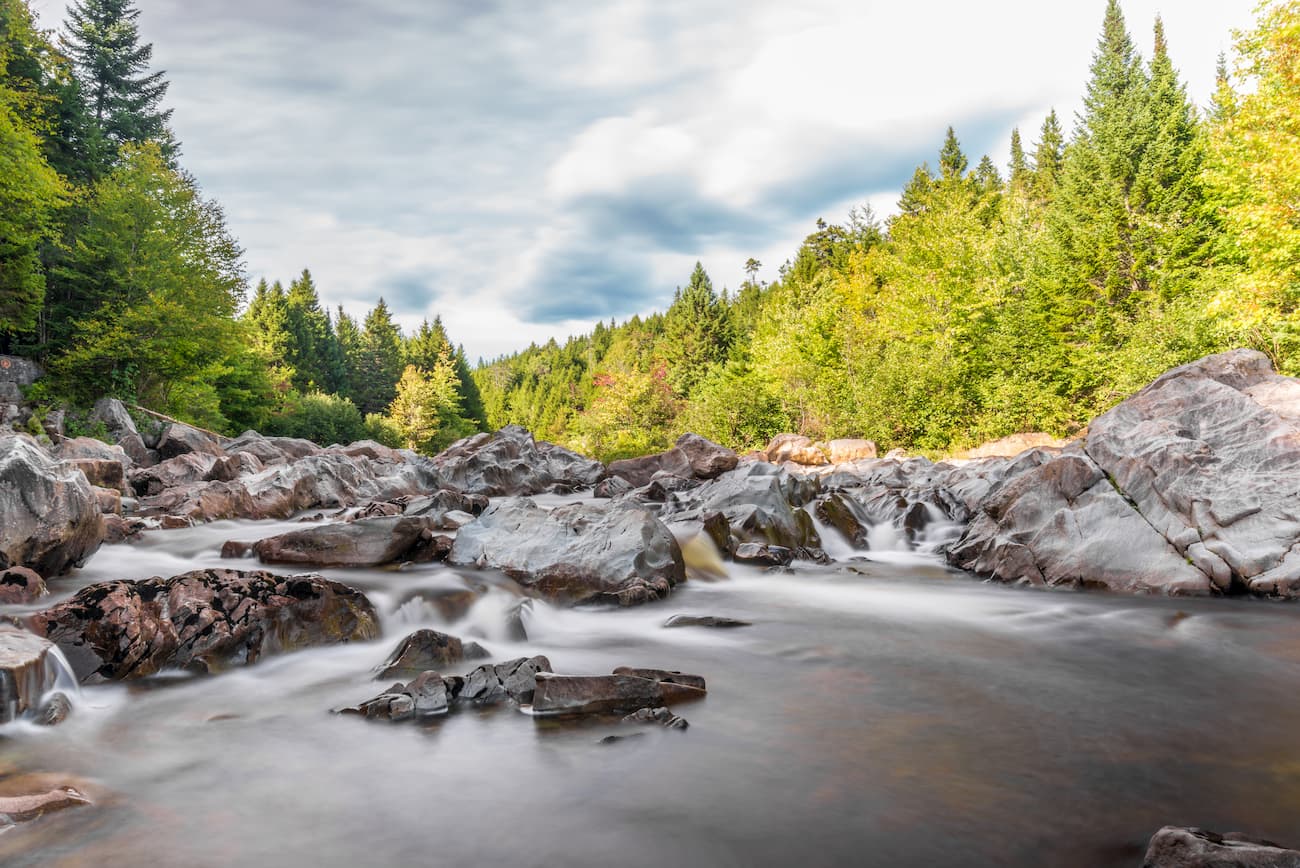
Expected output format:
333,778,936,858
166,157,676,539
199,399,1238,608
448,498,684,606
0,435,104,578
662,614,751,629
340,671,450,721
532,669,705,716
28,569,379,682
1142,826,1300,867
0,629,68,724
622,706,689,730
0,782,91,826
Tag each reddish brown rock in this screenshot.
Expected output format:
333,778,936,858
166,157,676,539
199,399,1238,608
0,567,47,605
28,569,379,682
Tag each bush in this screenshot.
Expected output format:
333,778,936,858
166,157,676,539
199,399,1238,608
265,392,366,446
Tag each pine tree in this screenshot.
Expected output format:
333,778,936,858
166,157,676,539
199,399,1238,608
1008,128,1032,194
244,279,292,363
353,298,403,415
938,126,968,180
284,268,332,391
333,305,362,401
1031,110,1065,202
661,262,732,395
62,0,173,161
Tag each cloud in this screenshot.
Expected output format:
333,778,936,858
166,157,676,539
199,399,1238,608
27,0,1262,361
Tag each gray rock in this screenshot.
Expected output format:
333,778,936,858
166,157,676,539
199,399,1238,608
451,655,552,706
449,498,683,606
675,433,739,479
156,422,226,460
662,614,751,629
251,515,447,567
339,670,450,721
429,426,604,496
608,447,693,488
622,706,689,730
532,673,668,716
374,629,487,680
0,435,104,577
0,629,66,723
1142,826,1300,867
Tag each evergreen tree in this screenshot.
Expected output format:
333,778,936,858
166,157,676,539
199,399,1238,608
1008,128,1031,194
244,279,292,363
333,305,362,401
62,0,173,161
897,164,934,216
661,262,732,395
284,268,332,391
353,298,403,415
1031,109,1065,202
938,126,968,179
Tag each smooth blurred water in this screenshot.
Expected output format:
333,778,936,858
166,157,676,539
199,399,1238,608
3,514,1300,867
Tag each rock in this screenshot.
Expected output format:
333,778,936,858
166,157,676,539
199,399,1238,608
662,614,751,629
402,489,489,526
593,476,633,499
0,355,42,391
92,486,122,515
532,673,678,716
451,656,552,705
156,422,226,460
733,542,794,566
28,569,379,682
223,431,294,466
948,450,1213,594
1085,349,1300,597
611,667,706,692
0,435,104,577
251,516,447,568
38,409,64,440
34,691,72,726
57,440,131,493
961,432,1067,459
825,439,878,463
608,447,693,488
448,499,684,606
659,463,824,560
0,629,67,723
89,397,137,439
129,452,219,496
815,491,873,548
1142,826,1300,867
675,433,739,479
429,426,605,496
622,706,689,730
332,440,404,463
103,514,145,544
0,566,48,605
0,782,91,824
374,629,487,680
339,670,450,721
763,434,828,466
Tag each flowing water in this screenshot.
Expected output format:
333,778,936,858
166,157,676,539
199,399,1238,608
4,503,1300,866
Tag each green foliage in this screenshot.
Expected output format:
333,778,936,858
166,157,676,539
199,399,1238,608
570,368,678,461
661,262,731,395
264,391,365,446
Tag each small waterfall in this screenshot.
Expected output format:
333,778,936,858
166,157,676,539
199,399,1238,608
0,630,80,725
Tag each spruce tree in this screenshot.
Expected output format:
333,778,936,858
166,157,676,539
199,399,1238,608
1031,110,1065,202
62,0,173,161
353,299,404,416
1008,128,1032,194
661,262,732,396
284,268,332,391
938,126,968,180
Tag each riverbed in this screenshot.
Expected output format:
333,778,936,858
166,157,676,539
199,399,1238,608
3,507,1300,867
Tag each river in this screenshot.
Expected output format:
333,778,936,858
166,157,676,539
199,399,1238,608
3,502,1300,866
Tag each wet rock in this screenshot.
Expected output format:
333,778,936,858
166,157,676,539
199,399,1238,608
102,515,145,544
0,629,67,723
611,667,706,693
429,426,604,496
608,447,693,488
532,673,673,716
948,451,1213,594
593,476,633,499
0,435,104,578
815,491,872,548
1142,826,1300,867
662,614,751,629
28,569,379,682
675,433,738,479
623,706,689,730
92,486,122,515
158,515,191,530
0,567,47,605
375,629,488,680
339,670,450,721
156,422,226,460
452,656,552,705
733,542,794,567
34,692,71,726
448,499,684,606
251,516,447,568
0,782,91,825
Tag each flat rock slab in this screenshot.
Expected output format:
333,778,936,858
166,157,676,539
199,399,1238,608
1143,826,1300,867
28,569,379,682
251,515,445,567
662,615,751,629
0,629,64,724
533,672,705,716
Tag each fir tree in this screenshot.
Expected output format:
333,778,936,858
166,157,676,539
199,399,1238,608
1031,109,1065,202
1008,128,1032,194
938,126,968,180
353,298,404,416
62,0,173,160
284,268,333,391
661,262,732,396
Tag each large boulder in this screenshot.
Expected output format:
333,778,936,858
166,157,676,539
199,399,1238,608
607,447,693,488
0,435,104,577
429,426,604,496
0,566,48,604
1143,826,1300,867
1085,349,1300,596
763,434,828,466
129,452,220,496
948,450,1212,594
675,433,739,478
0,355,40,405
249,516,448,567
448,498,684,606
532,669,705,716
156,422,226,460
28,569,379,682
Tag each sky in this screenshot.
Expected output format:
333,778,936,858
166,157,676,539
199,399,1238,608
30,0,1259,362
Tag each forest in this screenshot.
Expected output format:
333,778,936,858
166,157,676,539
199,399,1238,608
2,0,1299,459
